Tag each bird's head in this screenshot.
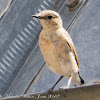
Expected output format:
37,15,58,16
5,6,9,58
32,10,63,29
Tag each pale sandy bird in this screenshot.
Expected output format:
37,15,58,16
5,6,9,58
32,10,84,89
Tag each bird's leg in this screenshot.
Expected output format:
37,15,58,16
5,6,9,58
60,74,73,89
67,75,73,88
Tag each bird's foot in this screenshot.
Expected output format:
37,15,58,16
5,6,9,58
47,88,54,94
60,86,68,90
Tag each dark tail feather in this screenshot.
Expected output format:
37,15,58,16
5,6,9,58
79,76,85,85
78,72,85,85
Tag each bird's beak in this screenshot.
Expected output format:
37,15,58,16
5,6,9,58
32,14,41,19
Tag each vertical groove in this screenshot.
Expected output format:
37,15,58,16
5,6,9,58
24,62,45,94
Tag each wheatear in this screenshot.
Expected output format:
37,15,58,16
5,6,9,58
32,10,84,89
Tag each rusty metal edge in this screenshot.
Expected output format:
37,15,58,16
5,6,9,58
0,0,14,20
1,84,100,100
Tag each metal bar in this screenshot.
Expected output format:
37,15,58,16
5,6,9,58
1,84,100,100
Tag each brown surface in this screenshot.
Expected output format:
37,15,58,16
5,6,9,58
1,84,100,100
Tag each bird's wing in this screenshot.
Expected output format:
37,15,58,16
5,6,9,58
66,39,80,69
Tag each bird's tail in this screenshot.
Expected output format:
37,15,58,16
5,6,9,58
79,75,85,85
72,72,85,86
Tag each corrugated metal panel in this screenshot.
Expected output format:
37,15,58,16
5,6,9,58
0,0,66,95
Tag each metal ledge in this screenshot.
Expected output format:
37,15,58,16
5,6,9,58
1,84,100,100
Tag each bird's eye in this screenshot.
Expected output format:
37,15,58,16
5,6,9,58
48,16,52,19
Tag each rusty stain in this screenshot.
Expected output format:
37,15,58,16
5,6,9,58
84,34,86,38
67,0,83,12
93,81,100,84
52,0,61,10
0,0,13,20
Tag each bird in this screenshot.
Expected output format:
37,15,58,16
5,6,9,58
32,10,84,89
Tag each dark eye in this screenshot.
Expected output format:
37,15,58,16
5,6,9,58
48,16,52,19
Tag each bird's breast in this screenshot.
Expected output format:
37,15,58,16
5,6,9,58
39,31,78,76
39,38,71,74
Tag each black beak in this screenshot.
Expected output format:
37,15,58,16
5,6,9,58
32,15,41,19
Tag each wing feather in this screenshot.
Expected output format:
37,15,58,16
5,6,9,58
66,41,80,69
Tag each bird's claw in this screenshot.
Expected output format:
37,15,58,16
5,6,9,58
47,88,54,94
60,86,68,90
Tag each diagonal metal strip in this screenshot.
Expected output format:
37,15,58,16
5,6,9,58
0,0,14,20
